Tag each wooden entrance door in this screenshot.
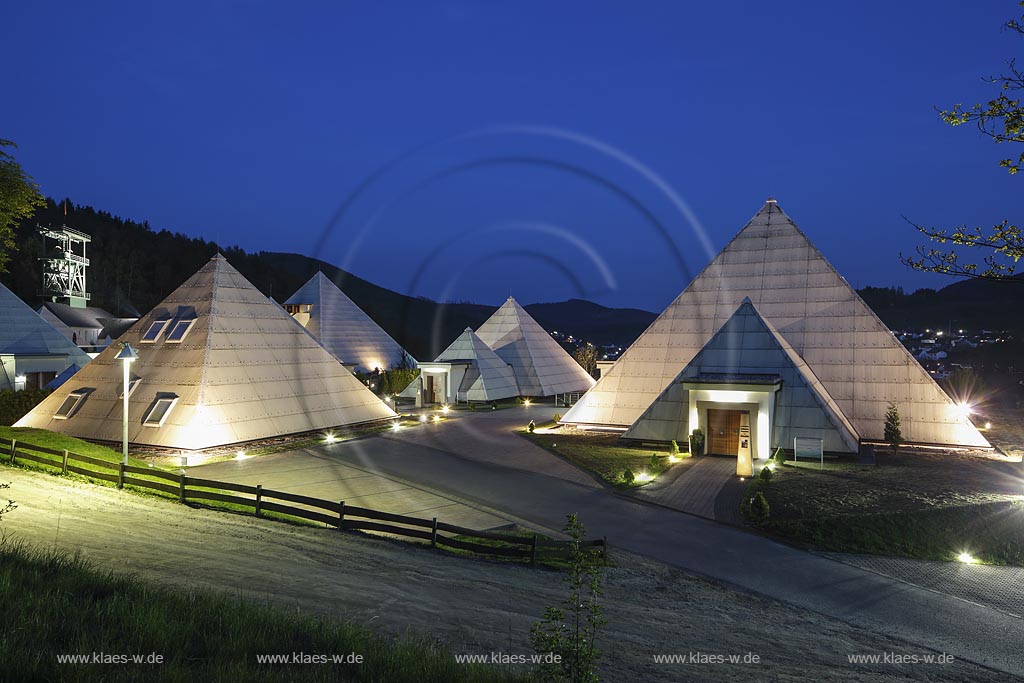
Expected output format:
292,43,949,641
707,409,742,455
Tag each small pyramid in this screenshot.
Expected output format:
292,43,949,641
625,299,860,453
563,201,989,448
17,255,396,450
435,327,519,402
474,297,595,397
0,282,93,389
284,272,412,372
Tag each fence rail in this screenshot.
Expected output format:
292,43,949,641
0,436,606,564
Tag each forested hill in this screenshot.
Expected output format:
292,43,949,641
4,200,1021,362
1,199,658,360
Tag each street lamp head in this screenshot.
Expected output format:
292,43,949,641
115,343,139,363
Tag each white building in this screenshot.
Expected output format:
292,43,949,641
562,199,989,466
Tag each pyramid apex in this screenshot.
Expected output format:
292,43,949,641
765,197,777,204
211,252,226,260
740,296,754,304
464,326,473,332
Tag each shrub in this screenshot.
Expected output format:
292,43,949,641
757,466,773,483
0,389,51,426
670,439,680,455
528,420,536,433
747,492,770,525
772,448,787,465
884,402,903,454
649,453,664,472
622,468,635,485
553,412,561,423
689,428,705,455
531,514,606,683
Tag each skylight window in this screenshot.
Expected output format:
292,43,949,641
142,395,178,427
54,391,88,419
141,320,168,342
118,377,142,399
165,319,195,343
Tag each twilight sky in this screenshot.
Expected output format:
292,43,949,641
4,1,1022,311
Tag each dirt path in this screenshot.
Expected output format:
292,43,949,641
0,468,1012,682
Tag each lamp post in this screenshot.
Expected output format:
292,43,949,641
114,343,139,465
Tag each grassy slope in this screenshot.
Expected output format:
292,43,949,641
745,460,1024,565
0,541,531,683
0,426,142,465
519,428,678,488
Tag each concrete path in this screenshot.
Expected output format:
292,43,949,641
188,446,512,532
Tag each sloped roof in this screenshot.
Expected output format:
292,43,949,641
625,299,861,452
563,200,989,448
284,272,412,372
16,255,396,450
474,297,595,397
39,302,118,329
436,327,519,402
0,283,93,364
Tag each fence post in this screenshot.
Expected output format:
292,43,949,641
338,501,345,529
431,517,438,548
179,474,186,504
117,462,125,489
255,484,263,517
62,449,69,475
531,534,538,565
10,438,16,464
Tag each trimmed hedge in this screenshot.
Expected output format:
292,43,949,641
0,389,50,426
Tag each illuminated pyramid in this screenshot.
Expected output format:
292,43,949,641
17,255,397,450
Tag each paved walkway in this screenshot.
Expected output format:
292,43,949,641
826,553,1024,619
634,454,736,519
189,446,512,532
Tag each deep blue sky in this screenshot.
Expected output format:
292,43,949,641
5,1,1022,311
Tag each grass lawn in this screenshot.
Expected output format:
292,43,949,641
0,426,148,466
745,449,1024,565
0,540,531,683
519,427,683,488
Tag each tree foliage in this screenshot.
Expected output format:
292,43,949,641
903,4,1024,282
530,514,605,683
572,342,599,378
0,140,45,275
884,402,903,454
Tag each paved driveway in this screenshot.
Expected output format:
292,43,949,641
188,444,512,531
269,406,1023,677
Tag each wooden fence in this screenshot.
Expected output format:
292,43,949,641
0,437,607,564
